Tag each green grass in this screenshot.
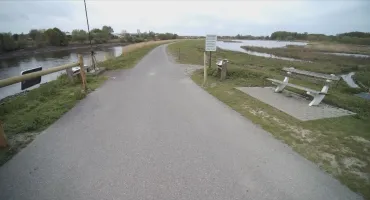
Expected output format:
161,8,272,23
168,40,370,199
241,45,370,88
0,42,166,166
0,74,106,165
99,43,165,70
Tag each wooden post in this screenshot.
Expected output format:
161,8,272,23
79,55,87,92
178,48,180,61
203,52,207,86
0,121,7,148
220,60,227,81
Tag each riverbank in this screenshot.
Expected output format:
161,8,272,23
219,40,243,43
168,40,370,199
241,45,370,88
0,41,173,166
0,42,127,60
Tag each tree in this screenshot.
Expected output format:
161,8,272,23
71,29,88,43
12,34,19,41
148,31,156,40
91,28,104,43
0,33,17,51
29,29,40,40
44,27,68,46
124,33,133,43
34,31,46,47
102,25,114,39
102,26,114,34
156,33,177,40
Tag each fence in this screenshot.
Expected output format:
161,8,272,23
0,54,87,148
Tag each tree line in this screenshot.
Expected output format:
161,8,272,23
218,35,269,40
270,31,370,45
0,26,178,53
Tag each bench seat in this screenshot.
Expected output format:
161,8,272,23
267,78,327,95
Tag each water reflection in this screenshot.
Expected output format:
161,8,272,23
0,46,123,100
217,40,307,61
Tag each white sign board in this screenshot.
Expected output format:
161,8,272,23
205,35,217,51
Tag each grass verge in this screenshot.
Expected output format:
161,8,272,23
241,45,370,88
168,40,370,199
0,41,171,166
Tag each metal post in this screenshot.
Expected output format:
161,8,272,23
209,51,212,68
203,51,207,86
65,68,74,83
0,121,7,148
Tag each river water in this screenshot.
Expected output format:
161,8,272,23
217,40,308,61
217,40,369,59
0,46,123,100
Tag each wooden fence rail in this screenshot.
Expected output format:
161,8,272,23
0,62,80,88
0,55,86,148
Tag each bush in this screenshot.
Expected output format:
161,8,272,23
340,87,365,94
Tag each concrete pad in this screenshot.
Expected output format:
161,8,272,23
236,87,355,121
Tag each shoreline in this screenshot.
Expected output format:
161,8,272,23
0,42,128,60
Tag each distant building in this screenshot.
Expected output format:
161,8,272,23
112,33,123,38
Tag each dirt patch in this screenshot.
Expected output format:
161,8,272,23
243,101,370,185
349,136,370,146
351,171,370,183
242,104,314,143
210,83,217,88
8,132,39,148
321,152,340,172
226,91,235,95
342,157,367,169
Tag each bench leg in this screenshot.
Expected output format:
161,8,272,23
308,94,325,106
274,77,289,92
309,84,330,106
321,84,329,94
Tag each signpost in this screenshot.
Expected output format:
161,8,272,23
205,34,217,52
21,67,42,90
204,34,217,85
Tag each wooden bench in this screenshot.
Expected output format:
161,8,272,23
267,67,340,106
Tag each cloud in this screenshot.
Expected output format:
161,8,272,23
0,0,369,35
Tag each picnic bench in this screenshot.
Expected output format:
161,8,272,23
267,67,340,106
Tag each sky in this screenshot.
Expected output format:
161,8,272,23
0,0,369,36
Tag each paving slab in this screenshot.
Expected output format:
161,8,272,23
0,45,362,200
236,87,355,121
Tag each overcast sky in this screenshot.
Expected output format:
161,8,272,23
0,0,369,36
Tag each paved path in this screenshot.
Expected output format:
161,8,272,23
0,45,362,200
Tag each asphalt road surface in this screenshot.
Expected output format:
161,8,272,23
0,44,362,200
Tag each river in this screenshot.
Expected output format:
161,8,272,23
217,40,308,61
0,46,123,100
217,40,369,59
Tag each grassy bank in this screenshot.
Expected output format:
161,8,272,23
168,40,370,199
0,74,106,165
0,41,171,166
241,45,370,88
100,40,176,70
306,42,370,55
